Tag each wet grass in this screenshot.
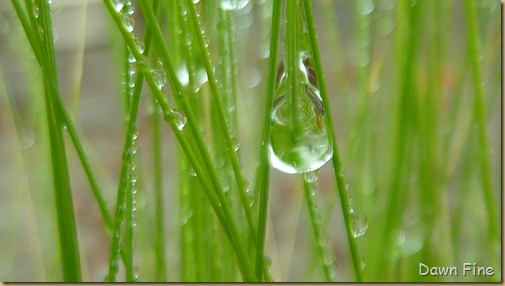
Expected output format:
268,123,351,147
0,0,501,282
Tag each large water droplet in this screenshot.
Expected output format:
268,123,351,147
269,56,332,174
220,0,249,10
351,210,368,238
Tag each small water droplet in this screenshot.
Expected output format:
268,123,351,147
232,137,240,151
123,4,135,15
133,268,139,281
152,69,166,89
165,109,187,130
303,170,319,183
189,168,197,177
123,14,134,32
33,3,39,18
351,210,368,238
135,37,145,54
220,0,250,10
113,0,124,12
128,53,136,63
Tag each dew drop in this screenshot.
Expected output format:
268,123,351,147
113,0,124,12
152,69,166,89
189,168,197,177
269,56,332,174
232,137,240,152
33,3,39,18
303,170,319,183
135,37,145,54
123,4,135,15
220,0,250,10
128,53,136,63
165,109,187,130
123,14,134,32
350,210,368,238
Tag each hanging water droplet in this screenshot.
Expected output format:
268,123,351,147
164,109,187,130
269,57,332,174
220,0,250,10
350,210,368,238
123,14,134,32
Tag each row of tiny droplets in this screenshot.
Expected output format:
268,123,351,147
105,0,140,282
114,0,187,131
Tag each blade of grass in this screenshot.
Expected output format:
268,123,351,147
184,0,257,241
10,0,83,280
301,0,364,281
102,0,255,279
254,0,282,281
302,173,336,281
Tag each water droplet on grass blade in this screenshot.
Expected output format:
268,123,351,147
152,69,166,89
351,210,368,238
33,3,39,18
220,0,250,10
269,57,332,174
135,37,145,54
165,109,187,130
123,14,134,32
113,0,124,12
303,170,319,183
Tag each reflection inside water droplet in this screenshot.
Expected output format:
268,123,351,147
351,209,368,238
269,54,332,174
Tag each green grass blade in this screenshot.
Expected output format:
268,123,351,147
254,0,282,281
184,0,257,240
13,0,83,280
300,0,364,281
